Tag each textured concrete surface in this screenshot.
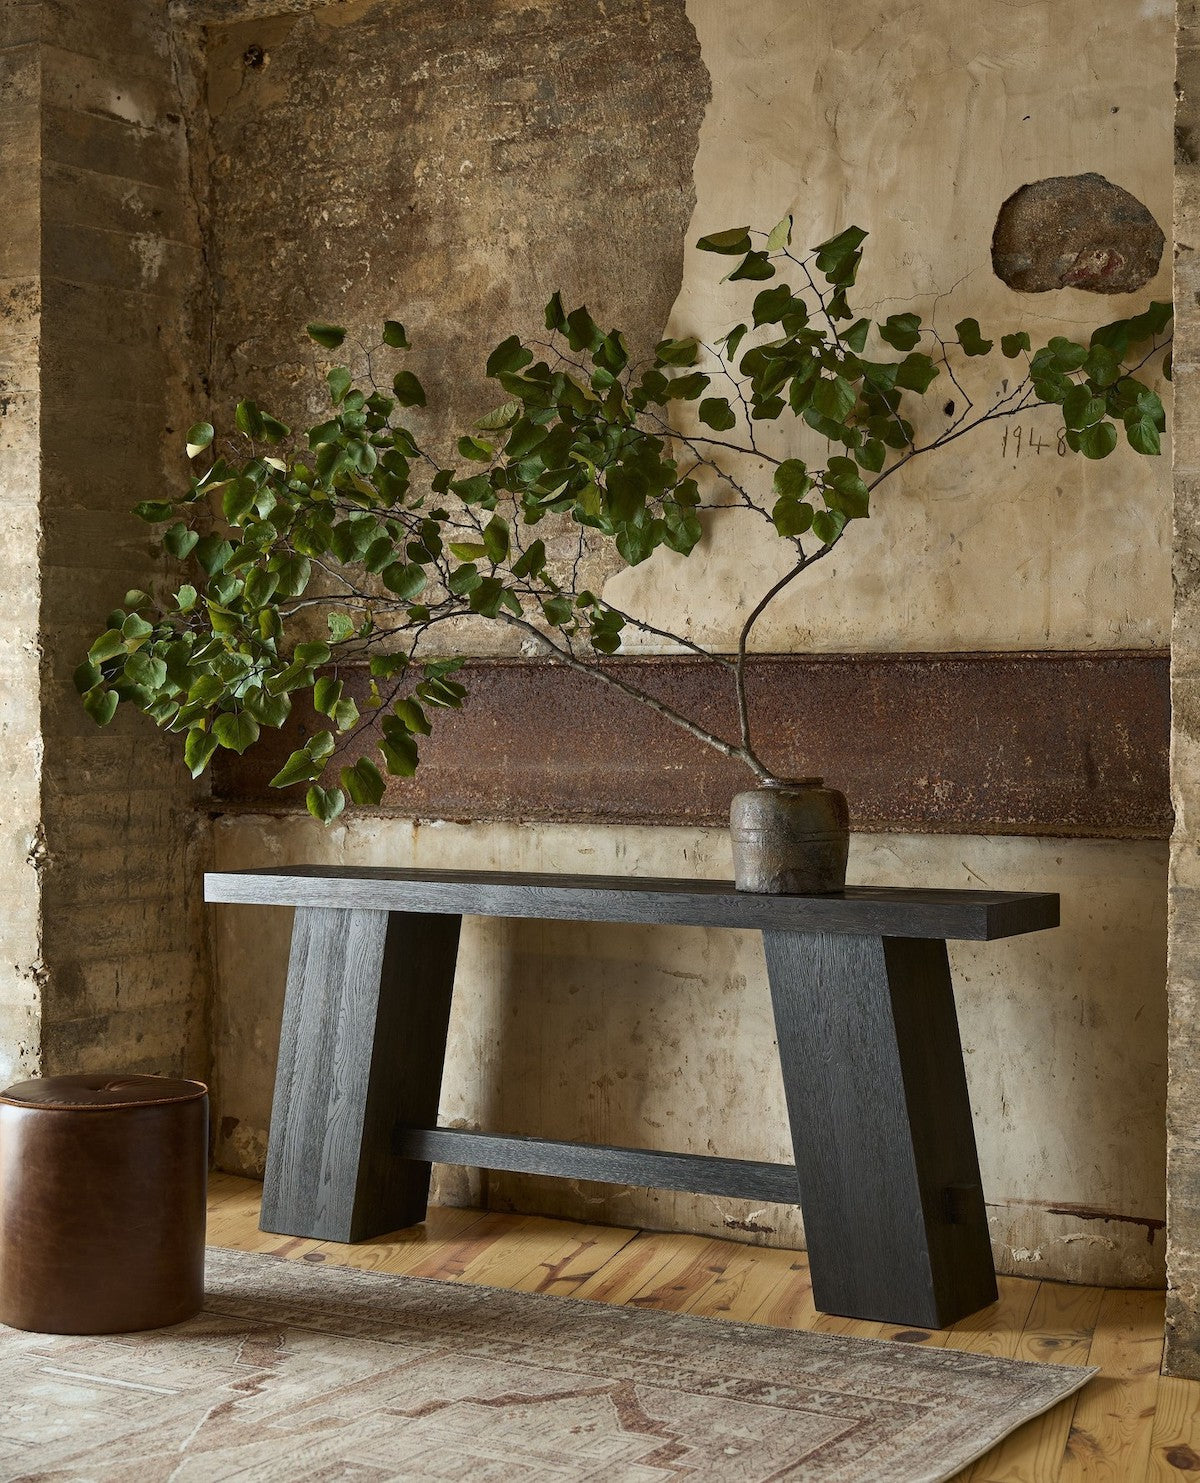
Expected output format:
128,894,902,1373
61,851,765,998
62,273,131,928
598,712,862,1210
211,814,1168,1286
1167,0,1200,1380
0,0,211,1088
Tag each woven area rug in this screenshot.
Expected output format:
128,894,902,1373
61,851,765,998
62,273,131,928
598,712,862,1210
0,1247,1093,1482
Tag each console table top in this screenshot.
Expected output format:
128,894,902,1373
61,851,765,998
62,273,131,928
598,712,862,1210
204,866,1059,941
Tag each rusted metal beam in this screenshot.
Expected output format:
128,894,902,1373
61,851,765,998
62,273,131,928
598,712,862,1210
211,650,1172,839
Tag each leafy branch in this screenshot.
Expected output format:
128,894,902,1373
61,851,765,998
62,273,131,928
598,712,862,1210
77,220,1172,821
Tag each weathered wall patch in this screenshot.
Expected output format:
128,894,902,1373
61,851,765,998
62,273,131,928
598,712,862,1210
992,172,1165,293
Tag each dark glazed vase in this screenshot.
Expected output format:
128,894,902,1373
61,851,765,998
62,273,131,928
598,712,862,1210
729,777,850,894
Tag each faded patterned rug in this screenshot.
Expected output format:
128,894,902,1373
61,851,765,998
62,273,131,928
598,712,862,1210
0,1247,1093,1482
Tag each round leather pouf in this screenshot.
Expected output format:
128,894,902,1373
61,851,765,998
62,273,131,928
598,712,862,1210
0,1074,208,1334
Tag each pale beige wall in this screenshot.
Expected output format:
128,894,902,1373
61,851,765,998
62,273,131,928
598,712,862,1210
613,0,1174,654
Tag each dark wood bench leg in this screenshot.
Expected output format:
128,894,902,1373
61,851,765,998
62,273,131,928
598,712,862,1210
261,906,461,1242
762,930,997,1329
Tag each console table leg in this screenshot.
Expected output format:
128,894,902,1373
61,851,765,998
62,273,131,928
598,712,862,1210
261,906,461,1242
762,931,997,1329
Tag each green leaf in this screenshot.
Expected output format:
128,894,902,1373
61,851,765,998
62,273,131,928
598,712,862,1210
164,522,198,559
666,371,710,401
771,496,814,537
121,613,154,646
381,562,427,600
1063,385,1107,430
812,508,847,545
696,225,752,255
124,651,167,689
185,422,214,458
327,366,352,405
82,685,119,726
476,399,522,432
313,676,343,715
392,698,432,735
486,335,534,378
244,687,291,729
269,747,323,789
773,458,811,500
1126,416,1161,455
1082,343,1121,387
544,291,568,333
184,727,219,777
327,612,356,642
1047,336,1088,373
213,711,260,753
457,434,494,462
88,628,127,663
813,225,868,280
894,354,939,394
176,584,198,612
341,757,385,806
449,541,488,561
955,318,993,356
133,500,175,523
766,214,793,252
728,250,774,282
655,337,700,367
813,374,856,422
332,697,359,731
511,538,546,579
295,641,331,667
879,313,921,352
1001,331,1031,359
842,318,871,353
1070,420,1119,459
223,478,257,525
234,399,266,439
74,659,101,694
698,396,737,432
307,323,347,349
382,320,409,348
379,731,419,776
392,370,426,408
752,284,794,327
306,784,345,824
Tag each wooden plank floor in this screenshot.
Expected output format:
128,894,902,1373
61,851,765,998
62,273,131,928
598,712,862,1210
206,1173,1195,1481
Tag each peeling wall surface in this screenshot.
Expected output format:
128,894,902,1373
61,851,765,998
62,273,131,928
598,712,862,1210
195,0,1176,1287
0,0,211,1085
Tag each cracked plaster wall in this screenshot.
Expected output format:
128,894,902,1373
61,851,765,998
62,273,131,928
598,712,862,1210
192,0,1175,1285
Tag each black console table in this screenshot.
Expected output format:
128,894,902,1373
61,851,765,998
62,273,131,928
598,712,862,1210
204,866,1058,1328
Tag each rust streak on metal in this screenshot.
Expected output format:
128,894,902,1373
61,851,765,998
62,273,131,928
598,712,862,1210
212,650,1172,839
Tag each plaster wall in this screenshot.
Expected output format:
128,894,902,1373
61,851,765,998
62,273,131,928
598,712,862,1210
198,0,1174,1288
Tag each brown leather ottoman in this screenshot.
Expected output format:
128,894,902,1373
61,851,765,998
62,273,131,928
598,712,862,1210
0,1074,208,1334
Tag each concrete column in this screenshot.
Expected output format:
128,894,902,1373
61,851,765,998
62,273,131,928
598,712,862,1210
1166,1,1200,1379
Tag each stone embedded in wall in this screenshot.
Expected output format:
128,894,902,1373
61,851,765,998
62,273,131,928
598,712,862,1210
991,172,1165,293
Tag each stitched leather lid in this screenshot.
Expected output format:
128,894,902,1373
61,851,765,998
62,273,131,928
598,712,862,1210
0,1074,207,1110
